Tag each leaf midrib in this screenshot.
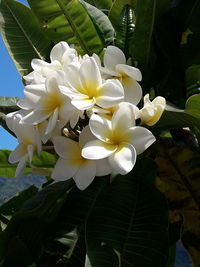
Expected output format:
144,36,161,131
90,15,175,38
4,0,44,60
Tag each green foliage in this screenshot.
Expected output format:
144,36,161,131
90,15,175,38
115,4,135,58
0,159,169,266
28,0,105,55
0,0,52,77
0,0,200,266
154,139,200,265
80,0,115,45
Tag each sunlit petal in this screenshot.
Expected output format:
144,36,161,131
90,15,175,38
108,143,136,175
82,140,117,160
104,46,126,70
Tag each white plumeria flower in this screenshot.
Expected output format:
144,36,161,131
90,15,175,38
60,57,124,111
18,71,82,135
94,46,142,105
6,111,41,177
24,41,77,84
87,102,140,121
82,104,156,175
52,126,112,190
140,94,166,126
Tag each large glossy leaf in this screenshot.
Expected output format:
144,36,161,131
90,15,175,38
154,96,200,132
109,0,135,31
0,180,72,266
86,158,169,266
0,0,52,77
28,0,105,55
115,4,135,58
84,0,113,14
130,0,156,71
80,0,115,45
154,139,200,266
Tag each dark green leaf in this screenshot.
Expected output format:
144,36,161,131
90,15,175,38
86,158,169,266
28,0,104,55
0,0,52,77
130,0,156,71
0,181,72,266
115,4,135,58
80,0,115,45
109,0,135,31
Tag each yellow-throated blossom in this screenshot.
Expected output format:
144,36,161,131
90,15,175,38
18,71,82,135
60,57,124,111
140,94,166,126
24,42,77,84
94,46,142,105
52,126,112,190
6,111,41,177
82,104,155,175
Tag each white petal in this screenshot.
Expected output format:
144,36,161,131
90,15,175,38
79,125,95,148
53,136,80,159
79,57,102,91
22,109,51,124
71,97,95,110
82,140,117,160
51,158,78,181
31,59,49,71
122,78,142,105
9,144,26,163
108,143,136,175
112,103,137,132
45,108,58,135
103,46,126,71
15,155,28,177
96,158,112,176
116,64,142,81
131,127,156,154
96,79,124,108
118,102,140,120
152,96,166,106
27,144,34,162
50,41,70,62
89,114,112,142
64,64,82,90
74,160,96,190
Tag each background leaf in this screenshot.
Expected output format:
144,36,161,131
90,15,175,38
86,158,169,267
28,0,105,55
0,0,52,77
154,139,200,266
80,0,115,46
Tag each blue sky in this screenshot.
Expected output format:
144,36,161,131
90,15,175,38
0,0,29,150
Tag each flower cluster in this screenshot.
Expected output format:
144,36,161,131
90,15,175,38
6,42,166,190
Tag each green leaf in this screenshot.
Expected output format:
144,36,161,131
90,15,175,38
186,66,200,97
109,0,135,31
86,158,169,266
80,0,115,45
40,177,108,266
130,0,156,71
154,99,200,132
115,4,135,57
0,181,72,266
0,0,52,77
28,0,105,55
83,0,113,13
154,139,200,266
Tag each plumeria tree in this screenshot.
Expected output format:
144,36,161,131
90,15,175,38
0,0,199,266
